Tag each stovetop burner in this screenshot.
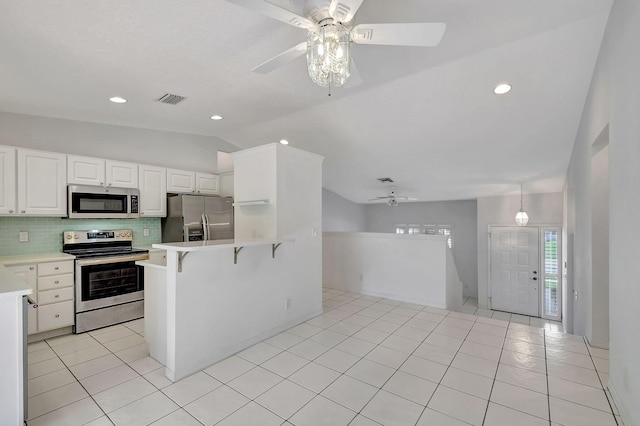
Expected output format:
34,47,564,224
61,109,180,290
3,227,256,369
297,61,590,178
62,229,149,259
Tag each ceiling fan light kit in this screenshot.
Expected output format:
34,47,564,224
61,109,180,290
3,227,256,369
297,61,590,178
307,20,351,88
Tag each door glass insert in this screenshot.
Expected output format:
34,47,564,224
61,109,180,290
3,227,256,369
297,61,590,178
543,230,560,318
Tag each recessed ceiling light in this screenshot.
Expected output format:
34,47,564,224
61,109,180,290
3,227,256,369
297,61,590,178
493,83,512,95
109,96,127,103
210,115,223,120
279,139,289,145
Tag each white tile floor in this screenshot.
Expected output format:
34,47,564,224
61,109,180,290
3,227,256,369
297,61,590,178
25,288,622,426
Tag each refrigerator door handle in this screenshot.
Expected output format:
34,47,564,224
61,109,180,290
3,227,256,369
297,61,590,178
202,214,209,240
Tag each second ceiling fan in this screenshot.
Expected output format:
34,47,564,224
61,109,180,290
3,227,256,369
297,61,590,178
227,0,446,89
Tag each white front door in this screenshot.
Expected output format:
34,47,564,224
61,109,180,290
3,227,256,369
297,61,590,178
490,226,539,316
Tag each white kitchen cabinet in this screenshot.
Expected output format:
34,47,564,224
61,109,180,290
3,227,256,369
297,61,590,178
148,249,167,266
68,156,138,188
67,155,105,186
195,172,219,195
139,164,167,217
219,172,234,197
167,169,219,194
166,168,196,193
35,260,74,333
5,260,74,335
0,145,17,215
106,160,138,188
17,148,67,216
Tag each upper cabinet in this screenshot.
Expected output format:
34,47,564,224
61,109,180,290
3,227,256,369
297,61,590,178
68,156,138,188
195,172,219,195
106,160,138,188
167,169,219,195
67,155,105,186
139,164,167,217
0,145,17,215
166,168,195,193
17,148,67,216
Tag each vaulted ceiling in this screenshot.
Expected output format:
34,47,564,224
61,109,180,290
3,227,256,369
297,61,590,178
0,0,613,203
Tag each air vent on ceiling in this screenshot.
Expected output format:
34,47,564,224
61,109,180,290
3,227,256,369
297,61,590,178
377,177,394,183
155,93,186,105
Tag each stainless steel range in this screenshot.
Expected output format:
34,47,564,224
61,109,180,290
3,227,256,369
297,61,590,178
63,229,149,333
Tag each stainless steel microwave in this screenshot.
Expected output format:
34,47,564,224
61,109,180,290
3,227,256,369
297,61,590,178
68,185,140,219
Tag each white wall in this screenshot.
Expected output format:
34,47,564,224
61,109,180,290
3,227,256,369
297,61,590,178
564,0,640,422
323,232,461,310
366,200,478,298
322,188,367,232
477,192,563,309
0,111,239,173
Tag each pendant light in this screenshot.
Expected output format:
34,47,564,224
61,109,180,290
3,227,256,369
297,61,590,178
515,183,529,226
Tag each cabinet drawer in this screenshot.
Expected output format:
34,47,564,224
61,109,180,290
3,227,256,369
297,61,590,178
38,273,74,291
37,301,74,332
38,287,74,304
38,261,74,277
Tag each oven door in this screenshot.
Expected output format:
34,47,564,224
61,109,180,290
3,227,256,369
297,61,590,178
75,254,148,312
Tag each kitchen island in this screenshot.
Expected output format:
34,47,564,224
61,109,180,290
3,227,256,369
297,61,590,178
141,237,321,382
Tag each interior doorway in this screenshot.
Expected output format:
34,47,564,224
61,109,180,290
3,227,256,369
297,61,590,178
489,225,562,319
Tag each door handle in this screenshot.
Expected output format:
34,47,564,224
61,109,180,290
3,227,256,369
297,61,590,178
532,271,537,274
531,277,538,281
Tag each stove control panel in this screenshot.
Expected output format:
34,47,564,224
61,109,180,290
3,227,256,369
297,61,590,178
64,229,133,244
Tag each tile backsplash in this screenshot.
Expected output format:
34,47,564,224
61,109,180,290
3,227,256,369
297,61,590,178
0,217,162,256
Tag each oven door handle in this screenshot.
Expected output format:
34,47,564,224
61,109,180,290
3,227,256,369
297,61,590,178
76,254,149,266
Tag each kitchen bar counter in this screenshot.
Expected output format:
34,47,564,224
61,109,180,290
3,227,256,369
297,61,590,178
141,236,320,382
152,238,292,252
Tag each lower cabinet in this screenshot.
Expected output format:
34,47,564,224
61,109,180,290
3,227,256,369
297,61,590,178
5,259,74,334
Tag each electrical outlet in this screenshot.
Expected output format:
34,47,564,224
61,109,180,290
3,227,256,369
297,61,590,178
19,231,28,242
143,228,150,237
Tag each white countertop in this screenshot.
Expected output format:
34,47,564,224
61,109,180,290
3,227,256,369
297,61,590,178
0,265,33,297
0,252,75,265
153,238,293,252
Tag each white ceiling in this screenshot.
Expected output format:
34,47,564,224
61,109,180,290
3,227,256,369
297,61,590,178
0,0,613,203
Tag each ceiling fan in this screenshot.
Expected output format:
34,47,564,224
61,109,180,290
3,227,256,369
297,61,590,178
227,0,446,89
369,186,417,206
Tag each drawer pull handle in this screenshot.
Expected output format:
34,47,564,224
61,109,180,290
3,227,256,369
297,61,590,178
54,267,59,270
55,294,60,298
29,266,34,270
54,280,59,284
55,314,60,318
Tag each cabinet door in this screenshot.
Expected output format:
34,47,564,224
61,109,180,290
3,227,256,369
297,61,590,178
166,169,195,193
17,149,67,216
67,155,105,186
139,164,167,217
106,160,138,188
219,173,234,197
0,145,17,215
195,172,219,195
37,301,74,332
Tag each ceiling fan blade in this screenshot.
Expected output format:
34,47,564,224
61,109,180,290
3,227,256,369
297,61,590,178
227,0,316,30
251,42,307,74
329,0,364,23
351,23,446,46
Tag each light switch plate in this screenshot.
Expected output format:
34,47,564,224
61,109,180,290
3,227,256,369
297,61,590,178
19,231,28,242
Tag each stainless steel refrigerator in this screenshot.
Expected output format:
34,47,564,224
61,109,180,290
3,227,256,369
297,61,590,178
161,194,234,242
